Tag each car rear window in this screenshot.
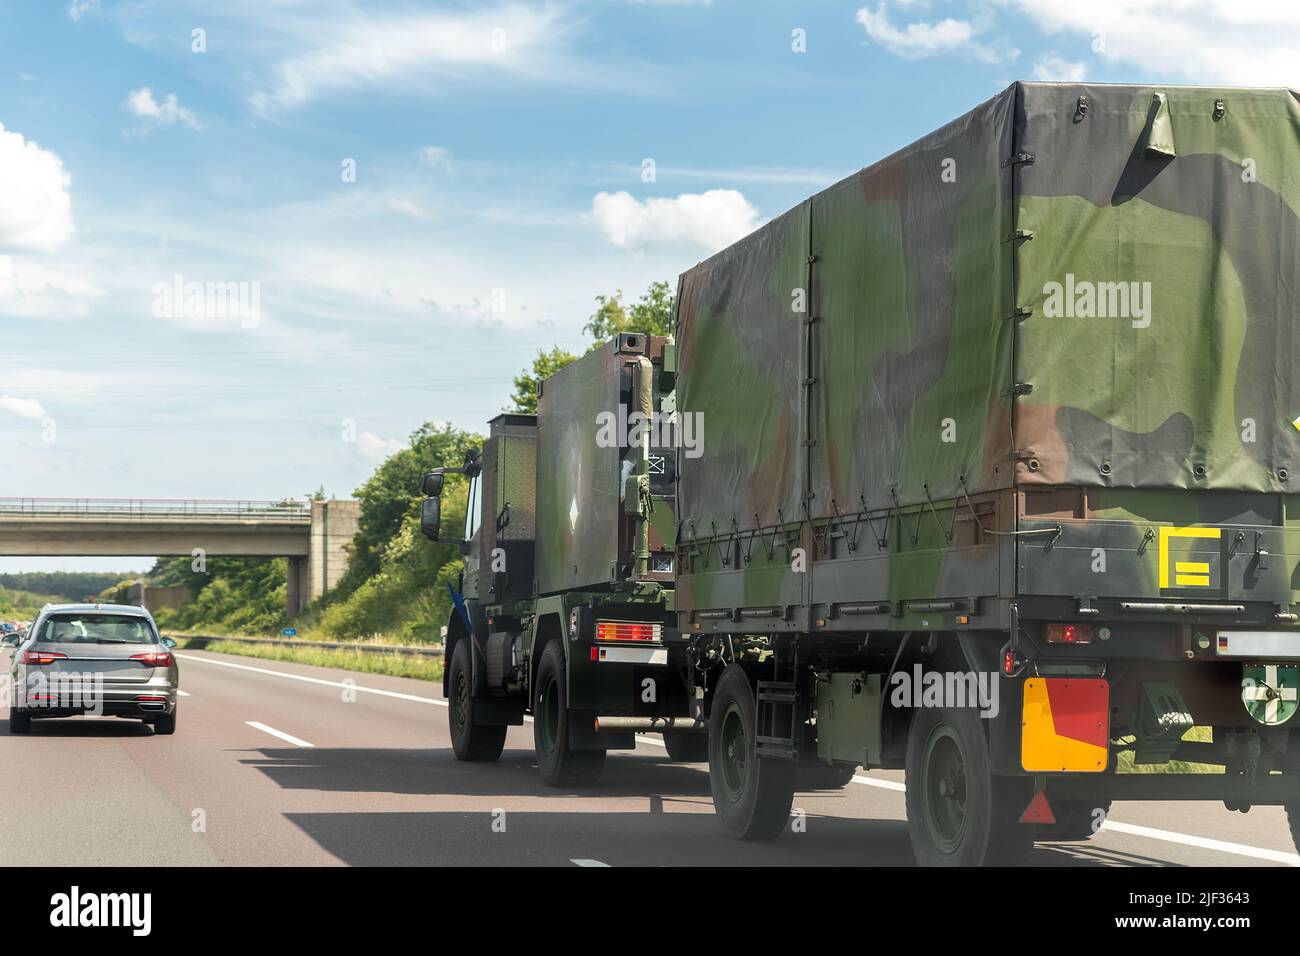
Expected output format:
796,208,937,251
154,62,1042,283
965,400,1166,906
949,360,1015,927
38,614,156,644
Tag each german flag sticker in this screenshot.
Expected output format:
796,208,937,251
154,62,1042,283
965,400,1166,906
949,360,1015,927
1021,677,1109,772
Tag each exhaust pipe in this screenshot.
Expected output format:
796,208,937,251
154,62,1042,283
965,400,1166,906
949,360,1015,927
594,716,707,734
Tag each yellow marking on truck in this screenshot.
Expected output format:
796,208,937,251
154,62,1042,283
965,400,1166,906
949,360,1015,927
1158,526,1220,589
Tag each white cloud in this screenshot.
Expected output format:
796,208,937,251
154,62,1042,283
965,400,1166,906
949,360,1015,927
125,87,200,129
855,2,1014,63
592,189,762,252
0,256,102,318
419,146,453,171
357,432,405,462
0,396,47,422
67,0,99,22
1014,0,1299,86
1033,52,1087,82
0,123,74,251
248,4,582,113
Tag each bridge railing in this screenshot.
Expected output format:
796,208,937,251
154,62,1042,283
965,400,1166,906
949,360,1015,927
0,498,313,522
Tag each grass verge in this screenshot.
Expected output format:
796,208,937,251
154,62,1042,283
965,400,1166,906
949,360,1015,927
173,637,444,683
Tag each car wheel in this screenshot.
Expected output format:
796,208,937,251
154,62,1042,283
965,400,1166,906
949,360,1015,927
152,710,177,736
8,707,31,735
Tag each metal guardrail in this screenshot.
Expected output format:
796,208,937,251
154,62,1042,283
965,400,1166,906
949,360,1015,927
175,634,444,658
0,498,312,522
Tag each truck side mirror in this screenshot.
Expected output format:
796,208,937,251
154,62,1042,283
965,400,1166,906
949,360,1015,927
420,496,442,541
422,471,445,497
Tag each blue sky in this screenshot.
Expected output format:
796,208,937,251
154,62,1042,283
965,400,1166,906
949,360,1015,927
1,0,1296,572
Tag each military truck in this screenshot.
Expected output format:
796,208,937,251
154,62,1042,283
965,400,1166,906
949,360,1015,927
419,333,698,784
671,81,1300,864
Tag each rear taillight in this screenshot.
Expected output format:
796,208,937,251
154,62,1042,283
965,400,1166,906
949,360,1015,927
135,695,167,701
21,650,67,666
594,621,661,643
130,652,174,667
1045,623,1093,645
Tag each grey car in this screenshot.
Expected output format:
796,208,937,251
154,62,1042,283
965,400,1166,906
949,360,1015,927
5,603,179,735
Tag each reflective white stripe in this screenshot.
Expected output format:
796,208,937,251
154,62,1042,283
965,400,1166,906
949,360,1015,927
595,646,667,665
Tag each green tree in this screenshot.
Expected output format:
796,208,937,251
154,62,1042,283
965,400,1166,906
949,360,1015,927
508,346,577,415
582,280,675,344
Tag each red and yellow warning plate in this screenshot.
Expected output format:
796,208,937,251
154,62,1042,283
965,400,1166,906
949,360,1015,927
1021,677,1109,772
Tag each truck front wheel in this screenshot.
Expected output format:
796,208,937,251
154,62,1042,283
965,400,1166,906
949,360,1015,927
448,640,507,762
708,664,796,840
905,705,1032,866
534,640,605,787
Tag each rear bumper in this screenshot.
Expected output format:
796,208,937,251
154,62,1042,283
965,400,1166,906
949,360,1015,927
17,685,177,718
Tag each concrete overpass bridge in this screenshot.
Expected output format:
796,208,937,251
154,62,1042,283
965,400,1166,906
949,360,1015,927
0,497,360,614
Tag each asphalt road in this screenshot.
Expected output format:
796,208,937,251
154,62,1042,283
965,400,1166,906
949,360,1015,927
1,646,1297,867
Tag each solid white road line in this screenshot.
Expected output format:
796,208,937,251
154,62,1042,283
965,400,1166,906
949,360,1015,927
245,721,315,748
177,653,446,706
1099,820,1300,866
571,858,611,867
851,773,906,792
177,690,190,697
850,772,1299,865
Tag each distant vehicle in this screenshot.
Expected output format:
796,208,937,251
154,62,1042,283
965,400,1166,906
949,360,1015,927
7,603,179,735
0,623,15,635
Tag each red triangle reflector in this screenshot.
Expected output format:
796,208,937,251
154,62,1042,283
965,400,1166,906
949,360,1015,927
1019,788,1056,825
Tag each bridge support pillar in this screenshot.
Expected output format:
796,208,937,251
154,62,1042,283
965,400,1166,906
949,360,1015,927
285,500,360,616
286,556,309,616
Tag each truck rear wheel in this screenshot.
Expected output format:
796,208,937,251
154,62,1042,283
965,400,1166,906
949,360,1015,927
448,640,507,762
1286,803,1300,856
663,729,708,762
534,640,605,787
708,664,796,840
905,705,1032,866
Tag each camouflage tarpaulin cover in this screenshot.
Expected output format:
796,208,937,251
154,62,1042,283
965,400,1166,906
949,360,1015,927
676,82,1300,544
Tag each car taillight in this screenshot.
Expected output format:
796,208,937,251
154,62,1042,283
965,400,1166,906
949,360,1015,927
594,621,660,643
21,650,67,665
130,652,174,667
1045,623,1092,645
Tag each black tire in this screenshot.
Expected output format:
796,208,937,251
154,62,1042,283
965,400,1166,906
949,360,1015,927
797,762,859,790
534,640,605,786
663,729,709,762
708,664,797,840
448,640,506,761
9,707,30,735
152,710,177,736
1285,803,1300,856
905,705,1033,866
1038,800,1111,841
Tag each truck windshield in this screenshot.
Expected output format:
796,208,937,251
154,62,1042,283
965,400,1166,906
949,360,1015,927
464,473,482,540
38,614,157,645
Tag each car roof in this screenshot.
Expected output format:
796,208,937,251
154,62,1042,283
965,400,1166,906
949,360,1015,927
37,603,155,620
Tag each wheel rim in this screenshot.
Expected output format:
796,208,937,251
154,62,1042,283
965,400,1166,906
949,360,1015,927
921,723,968,853
718,702,749,800
453,664,468,736
540,674,560,754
